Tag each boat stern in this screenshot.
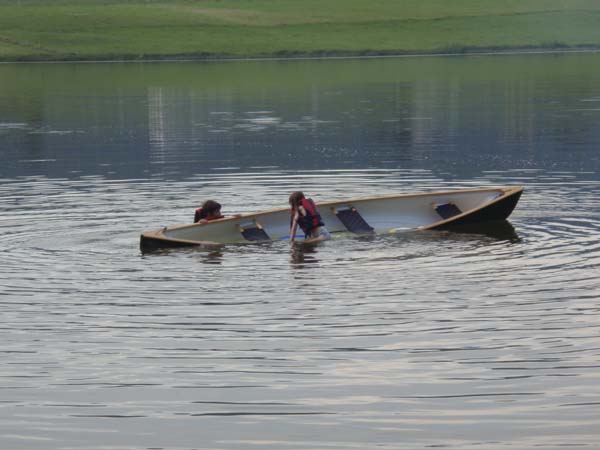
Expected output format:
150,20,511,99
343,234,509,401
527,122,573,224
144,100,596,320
429,186,524,230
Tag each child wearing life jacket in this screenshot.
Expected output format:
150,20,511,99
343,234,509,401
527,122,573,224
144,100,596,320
194,200,224,224
289,191,331,243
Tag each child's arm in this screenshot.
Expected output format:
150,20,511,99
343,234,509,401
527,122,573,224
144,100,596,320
289,211,299,242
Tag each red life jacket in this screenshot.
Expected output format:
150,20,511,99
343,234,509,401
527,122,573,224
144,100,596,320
194,207,224,223
294,198,324,234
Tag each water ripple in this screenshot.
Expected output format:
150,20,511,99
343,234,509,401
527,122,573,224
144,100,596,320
1,169,599,450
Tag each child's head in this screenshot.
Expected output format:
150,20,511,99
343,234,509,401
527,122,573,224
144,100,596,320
201,200,222,218
289,191,305,209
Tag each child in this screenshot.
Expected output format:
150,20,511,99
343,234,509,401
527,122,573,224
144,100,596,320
194,200,224,224
289,191,330,243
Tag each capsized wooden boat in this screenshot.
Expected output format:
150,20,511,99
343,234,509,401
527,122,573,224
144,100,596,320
140,186,523,250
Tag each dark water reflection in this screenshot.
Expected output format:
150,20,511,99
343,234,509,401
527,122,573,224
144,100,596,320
1,54,600,449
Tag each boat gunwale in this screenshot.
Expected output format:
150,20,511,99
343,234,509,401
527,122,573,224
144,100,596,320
141,230,223,247
155,186,521,231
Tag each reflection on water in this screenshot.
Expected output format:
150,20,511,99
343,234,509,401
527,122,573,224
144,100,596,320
1,54,600,450
290,241,322,267
437,220,521,242
2,53,600,180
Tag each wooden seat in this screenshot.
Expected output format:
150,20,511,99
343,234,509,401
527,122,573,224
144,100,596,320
238,220,270,241
332,206,374,234
433,202,462,220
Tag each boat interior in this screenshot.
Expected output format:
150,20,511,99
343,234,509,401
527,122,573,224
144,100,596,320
153,187,514,245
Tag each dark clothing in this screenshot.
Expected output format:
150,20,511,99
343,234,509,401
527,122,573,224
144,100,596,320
194,207,224,223
295,198,324,234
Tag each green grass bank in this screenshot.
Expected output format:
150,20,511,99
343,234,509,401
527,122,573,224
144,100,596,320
1,0,600,62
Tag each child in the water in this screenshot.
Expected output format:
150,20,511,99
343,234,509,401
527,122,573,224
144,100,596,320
288,191,330,243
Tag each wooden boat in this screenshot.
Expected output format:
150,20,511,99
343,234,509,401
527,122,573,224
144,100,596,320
140,186,523,250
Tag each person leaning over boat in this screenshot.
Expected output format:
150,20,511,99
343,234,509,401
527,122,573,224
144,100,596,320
194,200,243,223
288,191,331,243
194,200,224,224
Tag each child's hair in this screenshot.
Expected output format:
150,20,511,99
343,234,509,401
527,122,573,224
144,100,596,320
198,200,221,219
288,191,305,209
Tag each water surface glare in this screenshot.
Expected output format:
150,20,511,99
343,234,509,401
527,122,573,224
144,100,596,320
1,54,600,450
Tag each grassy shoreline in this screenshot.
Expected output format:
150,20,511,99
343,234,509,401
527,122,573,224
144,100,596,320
1,0,599,63
3,47,599,65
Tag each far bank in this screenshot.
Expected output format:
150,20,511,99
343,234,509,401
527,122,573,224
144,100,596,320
1,0,599,62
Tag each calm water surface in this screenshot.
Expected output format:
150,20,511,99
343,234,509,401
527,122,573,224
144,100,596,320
1,54,600,450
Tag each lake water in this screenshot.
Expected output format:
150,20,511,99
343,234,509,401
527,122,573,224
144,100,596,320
1,53,600,450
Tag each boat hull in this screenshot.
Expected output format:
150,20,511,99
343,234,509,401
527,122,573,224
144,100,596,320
140,186,523,251
427,187,523,230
